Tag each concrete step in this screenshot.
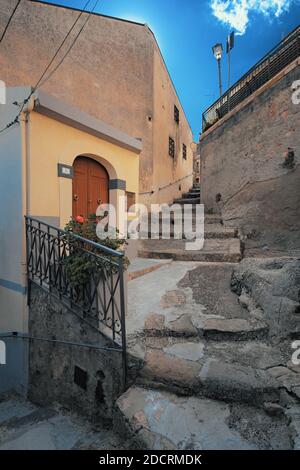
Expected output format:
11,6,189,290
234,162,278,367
138,238,242,263
114,387,291,449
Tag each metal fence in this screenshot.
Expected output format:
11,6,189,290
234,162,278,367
202,25,300,132
25,216,127,384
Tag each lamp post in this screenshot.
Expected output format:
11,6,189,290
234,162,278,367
212,43,223,97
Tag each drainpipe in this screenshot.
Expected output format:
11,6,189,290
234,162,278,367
22,94,35,216
21,94,35,335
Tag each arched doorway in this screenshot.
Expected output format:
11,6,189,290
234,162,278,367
72,156,109,218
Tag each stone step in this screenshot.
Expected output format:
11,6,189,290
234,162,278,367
142,311,268,341
173,198,201,205
146,224,237,240
114,387,291,449
128,258,172,281
182,192,200,199
143,313,199,338
204,214,222,224
139,238,242,263
136,349,280,406
144,213,222,224
198,317,269,341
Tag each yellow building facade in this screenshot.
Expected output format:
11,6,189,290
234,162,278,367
0,87,141,394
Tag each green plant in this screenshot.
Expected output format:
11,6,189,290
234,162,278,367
62,215,129,287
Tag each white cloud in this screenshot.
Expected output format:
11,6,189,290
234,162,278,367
211,0,295,35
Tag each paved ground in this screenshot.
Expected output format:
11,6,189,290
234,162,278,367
115,387,293,450
0,396,126,450
122,257,300,450
128,258,172,280
127,261,202,337
2,257,299,450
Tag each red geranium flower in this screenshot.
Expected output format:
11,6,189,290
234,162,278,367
75,215,85,224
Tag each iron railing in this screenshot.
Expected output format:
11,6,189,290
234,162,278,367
202,25,300,131
25,216,127,385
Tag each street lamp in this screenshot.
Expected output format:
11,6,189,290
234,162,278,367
212,43,223,97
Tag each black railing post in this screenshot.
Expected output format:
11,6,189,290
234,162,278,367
25,217,31,306
118,256,127,390
202,25,300,131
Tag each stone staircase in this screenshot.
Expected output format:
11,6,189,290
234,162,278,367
114,260,300,450
173,185,201,205
138,185,242,263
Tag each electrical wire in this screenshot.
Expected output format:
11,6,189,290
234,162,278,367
33,0,93,91
0,0,21,44
37,0,99,89
0,0,100,134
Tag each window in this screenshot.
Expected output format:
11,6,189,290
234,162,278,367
174,105,179,124
126,191,136,213
74,366,87,390
183,143,187,160
169,137,175,158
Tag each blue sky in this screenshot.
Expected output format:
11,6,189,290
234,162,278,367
39,0,300,138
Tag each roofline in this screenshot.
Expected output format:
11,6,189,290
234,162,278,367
28,0,146,27
145,25,193,134
32,89,142,153
28,0,193,134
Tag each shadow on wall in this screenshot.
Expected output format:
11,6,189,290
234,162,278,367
200,64,300,254
222,164,300,254
28,285,137,424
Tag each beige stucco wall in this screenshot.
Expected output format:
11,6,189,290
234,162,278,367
0,0,193,204
150,47,193,205
28,111,139,227
0,88,139,333
200,61,300,254
0,88,28,334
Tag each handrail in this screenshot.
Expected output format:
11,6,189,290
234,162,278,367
202,24,300,131
24,216,124,258
24,215,127,387
139,172,193,196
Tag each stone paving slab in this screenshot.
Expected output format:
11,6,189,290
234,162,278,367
0,398,36,425
127,261,255,339
128,258,172,281
115,386,279,450
0,397,126,450
197,317,269,341
127,261,202,336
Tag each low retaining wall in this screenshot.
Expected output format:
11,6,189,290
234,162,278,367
28,284,124,423
200,62,300,254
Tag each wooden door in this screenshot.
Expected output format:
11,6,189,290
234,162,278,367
72,157,109,218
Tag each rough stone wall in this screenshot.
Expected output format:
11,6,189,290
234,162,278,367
28,284,124,423
200,63,300,254
0,0,193,202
